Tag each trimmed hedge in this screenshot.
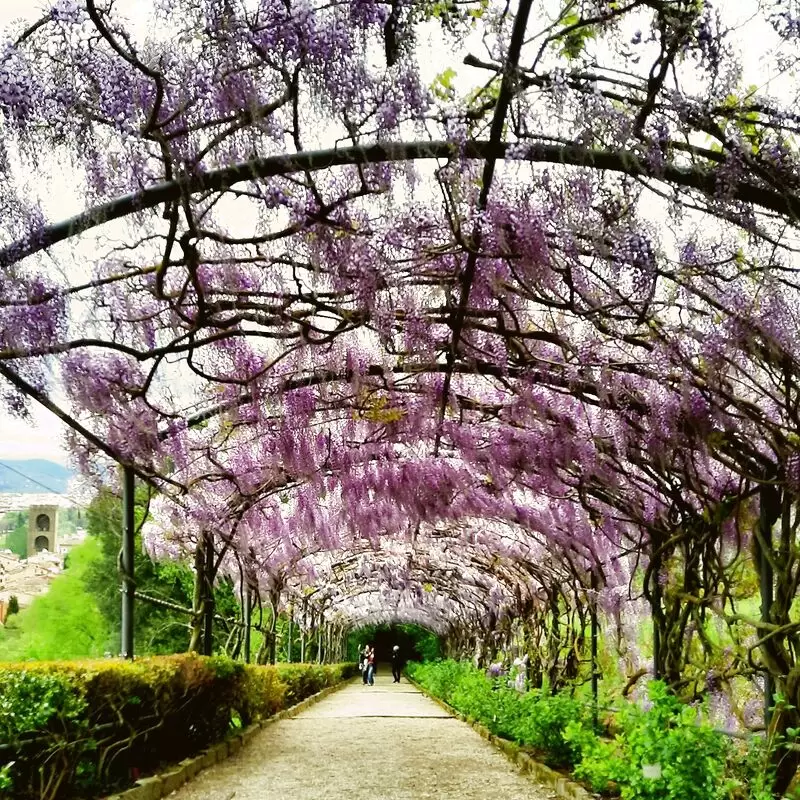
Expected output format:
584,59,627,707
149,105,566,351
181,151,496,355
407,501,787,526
0,656,357,799
274,663,354,706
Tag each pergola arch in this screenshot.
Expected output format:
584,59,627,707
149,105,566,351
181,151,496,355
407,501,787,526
2,0,800,785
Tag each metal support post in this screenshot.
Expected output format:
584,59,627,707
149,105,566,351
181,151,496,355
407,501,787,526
760,487,775,728
243,588,252,663
287,605,293,663
202,532,214,656
590,569,599,729
121,466,135,659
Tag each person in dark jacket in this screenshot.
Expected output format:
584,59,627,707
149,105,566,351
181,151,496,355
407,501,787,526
391,645,402,683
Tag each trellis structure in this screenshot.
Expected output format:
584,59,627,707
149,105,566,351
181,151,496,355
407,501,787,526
2,0,800,791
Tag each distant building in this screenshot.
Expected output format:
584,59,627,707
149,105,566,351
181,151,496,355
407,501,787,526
58,527,86,556
0,547,59,612
27,505,59,557
0,492,69,514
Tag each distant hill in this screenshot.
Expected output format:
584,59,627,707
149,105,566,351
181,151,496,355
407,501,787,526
0,460,74,493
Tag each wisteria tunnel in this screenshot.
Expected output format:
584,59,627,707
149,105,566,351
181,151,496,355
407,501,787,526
2,0,800,795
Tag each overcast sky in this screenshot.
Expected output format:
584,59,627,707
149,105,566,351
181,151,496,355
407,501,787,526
0,2,64,463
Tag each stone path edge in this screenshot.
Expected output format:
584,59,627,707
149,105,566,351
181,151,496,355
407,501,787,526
105,678,357,800
405,676,598,800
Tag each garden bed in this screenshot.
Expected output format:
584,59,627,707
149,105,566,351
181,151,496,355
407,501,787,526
406,660,772,800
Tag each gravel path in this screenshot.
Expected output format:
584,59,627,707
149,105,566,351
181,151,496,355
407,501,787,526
168,673,556,800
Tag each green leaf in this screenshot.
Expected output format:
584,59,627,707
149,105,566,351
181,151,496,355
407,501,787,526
432,67,458,100
558,23,597,60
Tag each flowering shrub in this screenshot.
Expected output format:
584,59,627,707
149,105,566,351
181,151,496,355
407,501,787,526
486,662,505,678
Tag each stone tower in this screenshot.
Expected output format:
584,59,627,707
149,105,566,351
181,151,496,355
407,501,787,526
27,505,59,557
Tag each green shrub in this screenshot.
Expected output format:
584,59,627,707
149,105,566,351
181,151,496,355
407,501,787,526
407,659,476,706
410,662,766,800
0,669,92,800
0,656,356,800
567,681,732,800
448,666,498,721
722,735,775,800
409,659,583,765
562,719,618,790
0,654,245,799
508,689,584,767
0,669,88,740
237,666,287,724
274,662,358,705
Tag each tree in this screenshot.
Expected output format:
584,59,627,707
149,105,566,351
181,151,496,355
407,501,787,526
4,513,28,560
7,595,19,616
83,487,239,655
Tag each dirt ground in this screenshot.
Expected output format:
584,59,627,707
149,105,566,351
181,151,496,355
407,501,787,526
168,674,557,800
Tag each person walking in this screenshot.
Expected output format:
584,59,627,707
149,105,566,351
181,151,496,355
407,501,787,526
391,645,402,683
361,644,370,685
366,644,376,686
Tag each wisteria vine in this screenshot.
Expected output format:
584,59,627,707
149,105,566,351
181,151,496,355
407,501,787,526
2,0,800,788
